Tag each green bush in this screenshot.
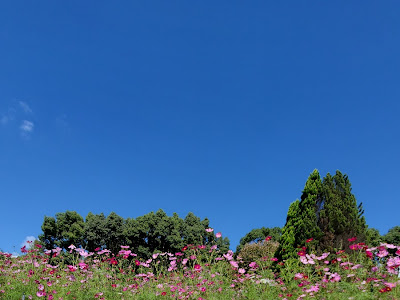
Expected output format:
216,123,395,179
237,240,279,265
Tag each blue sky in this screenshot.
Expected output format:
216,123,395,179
1,1,399,254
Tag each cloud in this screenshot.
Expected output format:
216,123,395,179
21,236,37,249
20,120,34,133
19,101,32,114
0,107,16,126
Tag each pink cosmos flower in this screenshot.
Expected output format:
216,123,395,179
377,248,389,258
78,262,88,270
36,291,46,297
305,285,319,293
249,262,258,269
294,273,304,280
216,232,222,238
223,251,234,261
206,228,214,233
384,282,396,288
330,273,341,282
385,243,397,249
230,260,239,268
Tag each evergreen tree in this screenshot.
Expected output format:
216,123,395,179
318,171,367,251
296,169,323,247
276,200,301,260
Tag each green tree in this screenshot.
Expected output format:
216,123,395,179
166,212,186,252
182,212,206,246
297,169,323,247
105,212,125,254
39,210,229,258
84,212,108,252
123,217,146,256
276,200,302,260
54,211,85,250
236,227,281,253
216,235,230,253
38,216,57,250
318,171,367,251
383,226,400,245
366,227,382,247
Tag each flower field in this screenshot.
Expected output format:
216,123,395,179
1,233,400,299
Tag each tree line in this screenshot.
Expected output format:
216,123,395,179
38,169,400,259
39,209,230,258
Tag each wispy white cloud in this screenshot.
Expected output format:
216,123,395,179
0,107,16,126
21,236,37,249
19,101,32,114
20,120,34,133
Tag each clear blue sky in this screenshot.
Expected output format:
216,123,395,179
1,1,399,254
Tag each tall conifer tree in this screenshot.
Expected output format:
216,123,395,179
276,200,301,260
296,169,323,247
318,171,367,251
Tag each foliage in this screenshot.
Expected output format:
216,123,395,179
276,170,368,258
276,200,301,260
383,226,400,245
366,227,383,247
39,209,229,258
38,216,57,250
237,240,279,265
297,169,323,247
318,171,367,251
84,212,108,252
236,227,281,253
